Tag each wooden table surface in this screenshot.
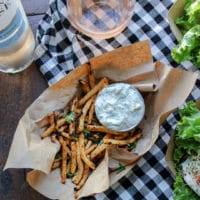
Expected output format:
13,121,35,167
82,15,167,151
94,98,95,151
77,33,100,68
0,1,51,199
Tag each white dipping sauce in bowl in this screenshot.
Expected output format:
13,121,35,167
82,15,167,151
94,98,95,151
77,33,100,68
95,83,145,132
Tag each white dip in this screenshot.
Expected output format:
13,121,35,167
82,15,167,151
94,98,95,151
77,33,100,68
95,83,145,132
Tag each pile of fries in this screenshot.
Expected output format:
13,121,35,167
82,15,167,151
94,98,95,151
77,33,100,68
40,65,142,198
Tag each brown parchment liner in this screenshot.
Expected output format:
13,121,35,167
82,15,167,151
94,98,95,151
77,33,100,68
4,40,198,200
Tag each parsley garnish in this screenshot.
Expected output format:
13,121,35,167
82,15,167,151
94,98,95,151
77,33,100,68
99,139,104,145
62,112,67,118
55,151,61,159
116,163,126,174
65,111,75,123
67,172,76,178
83,128,91,136
127,142,136,150
73,137,79,142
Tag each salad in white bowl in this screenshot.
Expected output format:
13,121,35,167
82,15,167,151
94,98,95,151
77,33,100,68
172,101,200,199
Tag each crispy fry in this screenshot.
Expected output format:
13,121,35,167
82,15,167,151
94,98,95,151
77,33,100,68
78,98,93,133
70,142,77,174
66,145,71,157
67,160,71,174
72,144,84,184
103,132,142,146
86,125,126,135
76,164,89,190
58,135,64,143
56,118,67,129
51,134,57,143
74,192,79,199
85,140,92,149
41,124,55,139
79,80,90,93
85,144,97,155
88,96,96,124
54,157,62,163
51,160,61,170
84,138,88,145
47,114,54,124
90,143,107,160
87,64,95,89
114,132,129,140
104,134,111,139
58,125,67,132
61,131,74,140
79,133,95,169
69,98,78,135
59,136,67,184
78,77,109,107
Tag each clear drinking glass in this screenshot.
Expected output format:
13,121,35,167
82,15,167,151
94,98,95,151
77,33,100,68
66,0,135,39
0,0,35,73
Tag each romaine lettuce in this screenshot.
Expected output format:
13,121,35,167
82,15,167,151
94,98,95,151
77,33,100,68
172,25,200,68
171,0,200,68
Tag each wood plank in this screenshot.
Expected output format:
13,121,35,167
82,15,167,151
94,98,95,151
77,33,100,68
0,2,49,199
0,170,48,200
0,62,48,200
21,0,49,15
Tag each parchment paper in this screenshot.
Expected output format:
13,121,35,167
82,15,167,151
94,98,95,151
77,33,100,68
4,40,198,199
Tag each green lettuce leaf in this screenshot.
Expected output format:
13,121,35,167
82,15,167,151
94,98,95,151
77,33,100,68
172,0,200,68
187,0,200,25
174,171,199,200
171,25,200,68
175,0,196,33
176,101,200,142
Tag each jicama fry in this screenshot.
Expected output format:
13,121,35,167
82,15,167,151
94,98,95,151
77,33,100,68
87,64,95,89
88,96,96,124
78,98,93,133
41,124,55,139
51,161,61,170
78,77,109,107
85,144,97,155
84,138,88,146
51,134,57,143
79,133,95,170
67,160,71,174
56,118,67,129
86,125,126,135
47,114,54,124
54,157,62,163
90,143,107,160
58,125,67,132
69,97,78,135
70,142,77,174
79,80,90,93
59,136,67,184
85,140,92,149
76,164,89,190
72,145,84,185
66,145,71,157
103,132,142,146
114,132,129,140
61,131,74,140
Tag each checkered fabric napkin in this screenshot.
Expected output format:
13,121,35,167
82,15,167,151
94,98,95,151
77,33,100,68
34,0,200,199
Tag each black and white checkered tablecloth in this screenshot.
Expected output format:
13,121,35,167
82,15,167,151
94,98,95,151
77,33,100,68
34,0,200,199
